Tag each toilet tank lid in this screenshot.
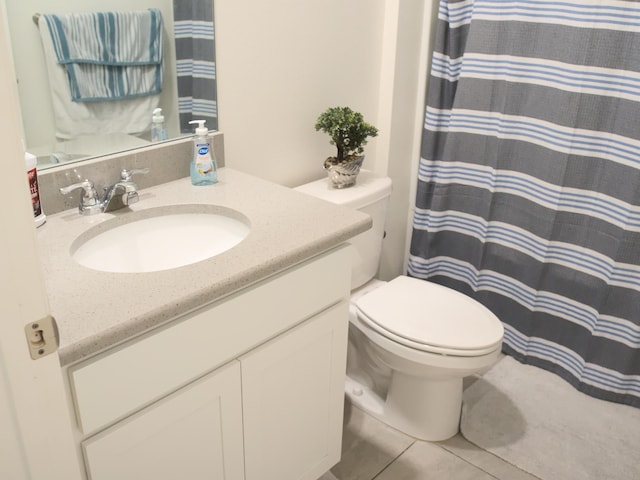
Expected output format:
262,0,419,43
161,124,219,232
294,170,392,209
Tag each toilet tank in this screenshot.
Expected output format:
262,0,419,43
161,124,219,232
294,170,392,289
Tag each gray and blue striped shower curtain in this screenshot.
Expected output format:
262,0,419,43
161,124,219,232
173,0,218,132
408,0,640,407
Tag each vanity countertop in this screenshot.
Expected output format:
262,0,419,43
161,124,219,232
36,168,371,366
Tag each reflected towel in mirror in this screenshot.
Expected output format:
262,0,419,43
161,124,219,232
42,9,163,102
37,12,162,140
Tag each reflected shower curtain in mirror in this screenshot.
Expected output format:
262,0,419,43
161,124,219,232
173,0,218,132
408,0,640,407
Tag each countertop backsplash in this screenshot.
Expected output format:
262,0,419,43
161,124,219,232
38,133,225,216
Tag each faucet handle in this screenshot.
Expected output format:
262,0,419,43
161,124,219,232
59,179,94,195
120,168,150,182
59,179,104,215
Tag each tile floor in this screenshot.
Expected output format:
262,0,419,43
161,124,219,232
321,374,541,480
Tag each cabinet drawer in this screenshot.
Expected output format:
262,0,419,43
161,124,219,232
69,245,351,434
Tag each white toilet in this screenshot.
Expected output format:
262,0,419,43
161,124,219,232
295,171,504,441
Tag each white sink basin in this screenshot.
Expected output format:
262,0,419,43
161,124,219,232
71,206,250,273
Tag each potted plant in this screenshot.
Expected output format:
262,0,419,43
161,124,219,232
315,106,378,188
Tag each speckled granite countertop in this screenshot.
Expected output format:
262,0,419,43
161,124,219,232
37,168,371,366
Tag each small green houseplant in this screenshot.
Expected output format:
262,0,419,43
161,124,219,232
315,106,378,188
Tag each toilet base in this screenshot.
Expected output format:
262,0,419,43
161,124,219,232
345,373,462,441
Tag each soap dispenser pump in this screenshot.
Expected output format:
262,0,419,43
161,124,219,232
189,120,217,186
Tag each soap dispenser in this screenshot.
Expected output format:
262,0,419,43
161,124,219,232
189,119,217,186
151,108,168,142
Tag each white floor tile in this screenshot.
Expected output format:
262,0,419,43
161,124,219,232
331,401,414,480
439,435,541,480
374,441,495,480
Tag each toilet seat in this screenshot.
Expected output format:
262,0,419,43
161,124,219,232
355,276,504,357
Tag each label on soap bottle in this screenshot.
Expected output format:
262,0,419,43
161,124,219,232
195,143,213,175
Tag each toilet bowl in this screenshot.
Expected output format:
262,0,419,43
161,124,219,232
347,276,503,441
294,171,504,441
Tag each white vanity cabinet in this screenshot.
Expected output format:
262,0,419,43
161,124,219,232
65,246,352,480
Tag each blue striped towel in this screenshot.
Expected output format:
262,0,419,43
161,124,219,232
43,9,163,102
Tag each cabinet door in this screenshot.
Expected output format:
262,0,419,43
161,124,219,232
241,301,349,480
82,361,244,480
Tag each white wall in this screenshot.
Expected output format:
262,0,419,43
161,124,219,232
5,0,179,152
216,0,437,278
215,0,386,187
376,0,437,280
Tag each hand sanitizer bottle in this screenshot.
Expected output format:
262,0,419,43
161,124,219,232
189,120,217,186
151,108,168,142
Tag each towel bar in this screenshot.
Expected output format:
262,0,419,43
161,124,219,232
32,13,41,25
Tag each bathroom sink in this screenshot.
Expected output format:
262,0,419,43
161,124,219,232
71,205,250,273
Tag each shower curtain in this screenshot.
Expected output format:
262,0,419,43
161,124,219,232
408,0,640,407
173,0,218,132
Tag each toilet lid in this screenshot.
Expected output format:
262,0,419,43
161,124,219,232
355,276,504,356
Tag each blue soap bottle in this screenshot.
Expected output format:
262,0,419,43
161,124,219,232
189,120,217,186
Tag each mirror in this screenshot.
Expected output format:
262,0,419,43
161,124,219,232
4,0,218,170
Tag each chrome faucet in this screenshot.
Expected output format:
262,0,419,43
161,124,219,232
60,168,149,215
103,168,149,212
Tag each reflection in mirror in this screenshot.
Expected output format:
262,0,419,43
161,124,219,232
5,0,218,170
